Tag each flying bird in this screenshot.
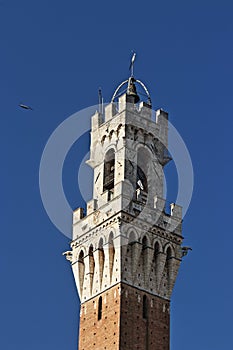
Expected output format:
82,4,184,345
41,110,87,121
19,103,33,110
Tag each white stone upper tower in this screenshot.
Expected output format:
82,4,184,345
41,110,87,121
64,67,186,350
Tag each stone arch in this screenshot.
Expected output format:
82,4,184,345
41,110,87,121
126,230,138,276
135,146,152,203
92,234,105,251
108,232,115,282
152,238,163,253
109,129,115,140
134,128,144,143
126,227,140,242
116,123,123,137
139,232,150,245
152,241,162,283
163,246,173,296
101,134,107,145
98,238,105,288
75,246,87,262
141,235,149,283
164,243,175,257
103,148,115,195
88,244,95,293
128,230,137,244
78,250,85,297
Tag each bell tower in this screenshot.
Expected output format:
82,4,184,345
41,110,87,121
64,70,185,350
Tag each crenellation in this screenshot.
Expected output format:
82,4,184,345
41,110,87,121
65,73,187,350
170,202,182,218
73,207,85,224
138,101,152,119
105,102,117,122
86,199,98,215
91,110,103,130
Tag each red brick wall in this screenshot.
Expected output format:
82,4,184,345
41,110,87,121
120,284,170,350
78,285,121,350
78,283,170,350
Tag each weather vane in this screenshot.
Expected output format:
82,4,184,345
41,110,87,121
129,51,136,77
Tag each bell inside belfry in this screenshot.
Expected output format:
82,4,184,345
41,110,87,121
126,77,140,104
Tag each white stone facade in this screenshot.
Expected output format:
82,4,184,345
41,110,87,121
66,91,183,304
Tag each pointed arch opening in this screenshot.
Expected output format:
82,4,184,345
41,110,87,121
141,236,148,283
136,147,149,203
129,231,136,245
88,245,95,293
78,250,85,295
164,246,172,293
108,232,115,282
154,241,160,273
127,231,137,273
103,149,115,199
98,238,105,287
165,247,172,272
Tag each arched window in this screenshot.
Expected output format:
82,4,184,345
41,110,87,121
78,250,85,295
136,165,148,192
136,148,149,203
98,296,102,320
143,295,148,319
128,231,136,245
103,149,115,194
165,247,172,274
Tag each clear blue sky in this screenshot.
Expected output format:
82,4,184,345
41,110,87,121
1,0,233,349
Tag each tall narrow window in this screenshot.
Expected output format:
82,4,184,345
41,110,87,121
103,149,115,193
143,295,148,319
98,296,102,320
136,147,149,203
165,247,172,275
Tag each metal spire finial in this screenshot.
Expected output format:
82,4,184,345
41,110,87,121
129,51,136,77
